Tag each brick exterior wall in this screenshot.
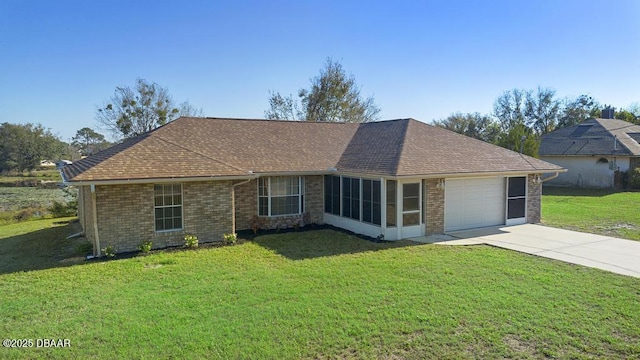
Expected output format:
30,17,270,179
83,181,234,254
234,175,324,232
234,179,257,231
77,176,326,255
183,181,233,245
95,184,155,253
305,175,324,224
425,179,445,235
527,174,542,224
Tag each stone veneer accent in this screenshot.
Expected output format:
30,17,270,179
234,175,324,232
83,181,233,254
527,174,542,224
425,179,445,235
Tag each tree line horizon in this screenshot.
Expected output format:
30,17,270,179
1,58,638,172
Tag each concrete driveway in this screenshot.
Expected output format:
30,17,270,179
416,224,640,278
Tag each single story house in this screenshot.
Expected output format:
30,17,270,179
62,117,564,256
539,118,640,188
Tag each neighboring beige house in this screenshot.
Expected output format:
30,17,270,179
62,117,564,256
539,118,640,188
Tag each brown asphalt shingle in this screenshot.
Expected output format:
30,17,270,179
62,117,563,182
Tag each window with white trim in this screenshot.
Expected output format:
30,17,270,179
154,183,183,231
258,177,304,216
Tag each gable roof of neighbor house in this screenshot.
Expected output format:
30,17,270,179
539,118,640,157
62,117,563,183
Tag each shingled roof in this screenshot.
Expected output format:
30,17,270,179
62,117,562,183
539,118,640,156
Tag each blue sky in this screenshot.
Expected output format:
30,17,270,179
1,0,638,141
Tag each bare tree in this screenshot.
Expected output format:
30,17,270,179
264,91,304,120
96,79,202,139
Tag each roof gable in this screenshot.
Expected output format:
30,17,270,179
540,118,640,156
336,119,408,175
63,117,563,183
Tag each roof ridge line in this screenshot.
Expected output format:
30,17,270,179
392,119,411,175
593,119,639,155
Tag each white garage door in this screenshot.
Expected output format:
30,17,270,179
445,177,505,232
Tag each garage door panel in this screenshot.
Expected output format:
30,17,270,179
445,178,505,232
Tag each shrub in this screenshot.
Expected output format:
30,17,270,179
11,207,45,222
102,245,116,258
629,168,640,190
223,233,237,245
184,234,198,248
48,200,76,218
76,242,93,256
62,186,78,213
138,240,152,253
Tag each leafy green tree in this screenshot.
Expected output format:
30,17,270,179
96,78,202,139
0,123,65,172
496,123,539,156
525,87,561,135
558,95,600,128
493,89,540,156
433,112,500,143
265,58,380,123
615,103,640,124
493,88,528,133
72,127,109,156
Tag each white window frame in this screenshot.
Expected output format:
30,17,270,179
258,176,304,217
505,176,527,224
154,183,183,232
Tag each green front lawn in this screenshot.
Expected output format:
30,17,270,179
0,217,87,274
1,220,638,359
542,187,640,240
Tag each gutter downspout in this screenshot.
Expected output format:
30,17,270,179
541,172,560,183
90,184,101,257
231,179,253,234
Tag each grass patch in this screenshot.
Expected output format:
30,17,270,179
542,187,640,240
0,228,638,359
0,187,68,211
0,187,72,226
0,169,61,184
0,217,87,274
